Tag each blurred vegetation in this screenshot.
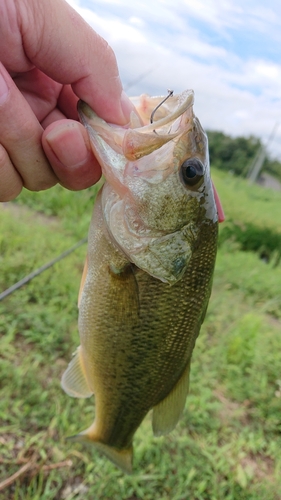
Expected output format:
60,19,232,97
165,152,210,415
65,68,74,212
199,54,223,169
0,168,281,499
207,130,281,182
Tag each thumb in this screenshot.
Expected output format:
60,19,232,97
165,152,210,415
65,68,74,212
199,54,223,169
18,0,134,124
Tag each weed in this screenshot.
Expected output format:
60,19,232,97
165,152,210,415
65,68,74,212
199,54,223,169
1,172,281,499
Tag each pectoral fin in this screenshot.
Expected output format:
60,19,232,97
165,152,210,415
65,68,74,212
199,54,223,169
152,361,190,436
61,346,93,398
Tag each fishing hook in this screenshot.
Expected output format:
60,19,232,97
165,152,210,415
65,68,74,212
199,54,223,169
150,89,174,133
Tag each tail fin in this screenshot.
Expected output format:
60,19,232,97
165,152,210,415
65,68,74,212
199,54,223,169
68,428,133,474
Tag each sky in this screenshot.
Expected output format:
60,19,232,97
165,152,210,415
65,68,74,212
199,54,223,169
67,0,281,161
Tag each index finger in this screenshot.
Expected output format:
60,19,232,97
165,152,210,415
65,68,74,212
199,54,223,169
18,0,134,124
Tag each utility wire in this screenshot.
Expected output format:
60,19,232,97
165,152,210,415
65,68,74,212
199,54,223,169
0,237,87,301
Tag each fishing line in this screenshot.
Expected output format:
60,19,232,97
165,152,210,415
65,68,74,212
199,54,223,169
0,237,87,301
124,65,157,92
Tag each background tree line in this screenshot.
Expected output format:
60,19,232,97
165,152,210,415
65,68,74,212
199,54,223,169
207,130,281,182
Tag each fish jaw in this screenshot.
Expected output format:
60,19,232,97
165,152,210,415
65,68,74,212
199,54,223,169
79,91,218,285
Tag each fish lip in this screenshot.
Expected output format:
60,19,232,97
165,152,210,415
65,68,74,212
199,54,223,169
77,89,194,135
78,100,91,118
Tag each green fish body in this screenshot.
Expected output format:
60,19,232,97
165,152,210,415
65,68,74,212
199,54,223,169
62,90,218,473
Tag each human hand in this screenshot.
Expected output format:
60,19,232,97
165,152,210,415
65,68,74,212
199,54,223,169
0,0,134,201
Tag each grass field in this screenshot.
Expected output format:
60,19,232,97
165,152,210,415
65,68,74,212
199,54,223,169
0,169,281,499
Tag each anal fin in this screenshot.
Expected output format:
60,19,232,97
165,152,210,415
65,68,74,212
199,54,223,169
152,361,190,436
61,346,93,398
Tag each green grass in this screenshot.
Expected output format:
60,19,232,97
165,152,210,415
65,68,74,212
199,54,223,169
1,170,281,499
212,169,281,232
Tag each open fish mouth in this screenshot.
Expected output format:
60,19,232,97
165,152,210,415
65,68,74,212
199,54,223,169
78,90,194,162
77,89,204,199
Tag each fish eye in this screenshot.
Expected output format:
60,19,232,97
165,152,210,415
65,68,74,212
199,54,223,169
180,158,204,187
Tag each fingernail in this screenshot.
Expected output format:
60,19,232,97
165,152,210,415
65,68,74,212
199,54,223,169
45,123,89,168
0,71,9,106
120,91,136,123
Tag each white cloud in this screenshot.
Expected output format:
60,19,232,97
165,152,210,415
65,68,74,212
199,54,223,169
255,61,280,80
183,0,239,26
129,16,145,28
67,0,281,160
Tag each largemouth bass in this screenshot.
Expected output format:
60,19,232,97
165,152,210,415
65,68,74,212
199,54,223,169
62,90,219,473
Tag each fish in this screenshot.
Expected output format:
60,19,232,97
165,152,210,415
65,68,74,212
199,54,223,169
61,89,220,474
